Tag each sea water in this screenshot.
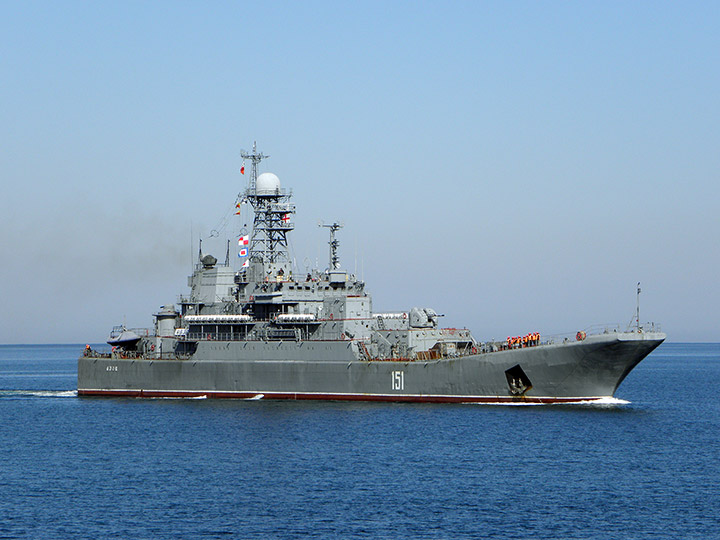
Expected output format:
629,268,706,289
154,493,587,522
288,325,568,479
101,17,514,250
0,343,718,539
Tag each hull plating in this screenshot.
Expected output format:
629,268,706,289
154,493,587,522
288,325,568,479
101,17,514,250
78,332,665,403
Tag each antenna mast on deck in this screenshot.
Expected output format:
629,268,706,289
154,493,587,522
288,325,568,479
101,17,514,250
240,141,269,194
636,282,641,331
320,222,343,270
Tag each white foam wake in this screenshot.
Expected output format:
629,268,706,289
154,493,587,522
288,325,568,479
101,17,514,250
0,389,78,398
570,396,631,407
468,396,631,407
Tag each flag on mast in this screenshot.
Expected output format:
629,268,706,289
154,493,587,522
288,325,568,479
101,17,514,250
240,160,246,175
238,235,249,245
238,248,248,257
241,259,249,268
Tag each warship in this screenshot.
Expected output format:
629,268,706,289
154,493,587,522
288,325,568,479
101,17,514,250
78,145,665,403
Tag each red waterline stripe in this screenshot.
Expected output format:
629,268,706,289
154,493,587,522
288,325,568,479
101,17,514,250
77,389,601,404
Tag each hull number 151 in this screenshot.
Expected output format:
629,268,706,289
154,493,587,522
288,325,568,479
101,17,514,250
391,371,405,390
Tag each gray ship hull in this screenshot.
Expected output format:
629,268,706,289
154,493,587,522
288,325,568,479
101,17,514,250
78,331,664,403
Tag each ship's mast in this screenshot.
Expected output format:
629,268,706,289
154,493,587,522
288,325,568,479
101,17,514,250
240,142,295,268
240,141,268,194
636,282,641,331
320,222,343,270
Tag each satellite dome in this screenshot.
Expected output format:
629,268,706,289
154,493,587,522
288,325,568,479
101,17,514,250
256,172,281,196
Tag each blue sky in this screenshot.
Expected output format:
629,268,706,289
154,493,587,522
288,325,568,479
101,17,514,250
1,1,718,343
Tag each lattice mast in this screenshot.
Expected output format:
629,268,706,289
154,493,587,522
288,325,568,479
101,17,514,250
240,142,295,265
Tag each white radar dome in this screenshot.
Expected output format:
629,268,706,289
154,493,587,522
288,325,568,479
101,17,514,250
256,172,281,196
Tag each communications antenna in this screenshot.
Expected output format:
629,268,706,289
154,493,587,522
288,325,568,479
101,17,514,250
240,141,269,194
320,221,343,270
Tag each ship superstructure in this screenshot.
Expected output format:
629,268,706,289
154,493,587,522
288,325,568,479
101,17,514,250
78,145,665,402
